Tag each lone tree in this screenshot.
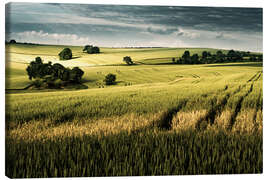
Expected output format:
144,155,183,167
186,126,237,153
104,73,116,85
83,45,100,54
9,39,16,44
59,48,72,60
123,56,133,65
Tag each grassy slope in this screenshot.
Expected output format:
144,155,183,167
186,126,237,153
6,43,262,89
5,44,263,177
6,44,230,66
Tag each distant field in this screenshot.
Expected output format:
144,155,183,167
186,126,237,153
5,44,263,177
6,44,230,66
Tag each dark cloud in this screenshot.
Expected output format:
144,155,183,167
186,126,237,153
146,27,178,35
6,3,262,33
5,3,262,51
52,4,262,32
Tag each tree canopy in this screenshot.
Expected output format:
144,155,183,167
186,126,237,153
173,50,262,65
59,48,72,60
104,73,116,85
9,39,16,44
26,57,84,88
123,56,134,65
83,45,100,54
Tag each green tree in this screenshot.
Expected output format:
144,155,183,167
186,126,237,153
69,67,84,82
92,46,100,54
176,58,182,64
216,50,225,63
59,48,72,60
123,56,133,65
257,55,263,61
104,73,116,85
83,45,100,54
83,45,92,52
202,51,208,59
191,54,199,64
9,39,16,44
182,51,191,64
227,50,243,62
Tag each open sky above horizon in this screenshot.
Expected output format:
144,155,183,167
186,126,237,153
5,2,262,52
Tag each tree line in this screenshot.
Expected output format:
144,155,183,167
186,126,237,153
173,50,262,64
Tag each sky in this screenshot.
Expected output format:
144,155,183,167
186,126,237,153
5,2,263,52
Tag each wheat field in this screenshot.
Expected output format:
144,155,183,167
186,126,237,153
5,44,263,177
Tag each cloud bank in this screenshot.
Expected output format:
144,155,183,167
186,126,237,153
5,3,262,51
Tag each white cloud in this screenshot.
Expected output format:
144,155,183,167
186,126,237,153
14,30,91,45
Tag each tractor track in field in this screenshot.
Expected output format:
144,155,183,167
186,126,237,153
157,83,240,131
227,71,261,130
195,84,244,130
157,100,188,130
196,71,260,131
253,91,262,132
227,83,254,130
213,72,222,76
157,84,233,131
254,71,262,81
196,93,230,130
191,74,200,78
247,71,261,82
145,71,260,132
191,80,201,84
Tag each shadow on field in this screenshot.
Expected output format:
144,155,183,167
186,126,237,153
115,81,125,84
80,78,96,84
206,62,262,68
71,56,81,59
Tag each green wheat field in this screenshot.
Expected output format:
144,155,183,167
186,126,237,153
5,43,263,178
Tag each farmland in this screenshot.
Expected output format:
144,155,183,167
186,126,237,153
5,44,263,177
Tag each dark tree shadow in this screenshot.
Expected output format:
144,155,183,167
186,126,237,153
205,62,262,68
83,52,104,54
71,56,81,59
115,81,125,84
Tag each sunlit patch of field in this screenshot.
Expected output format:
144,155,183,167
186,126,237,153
5,44,263,177
6,44,230,66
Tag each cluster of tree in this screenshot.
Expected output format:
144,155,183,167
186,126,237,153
123,56,134,65
173,50,263,64
26,57,84,88
59,48,72,60
83,45,100,54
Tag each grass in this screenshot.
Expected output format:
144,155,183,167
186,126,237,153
6,44,231,66
5,44,263,177
6,131,262,178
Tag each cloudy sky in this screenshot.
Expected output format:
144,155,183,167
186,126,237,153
5,2,262,52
